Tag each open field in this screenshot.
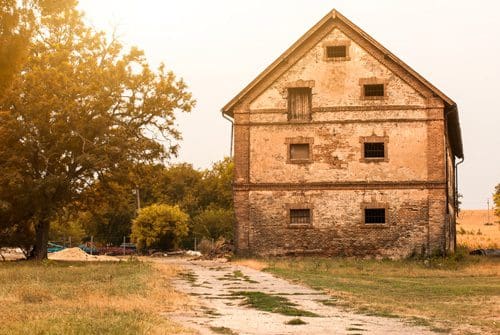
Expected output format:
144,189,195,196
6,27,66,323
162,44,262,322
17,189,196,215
0,259,195,335
457,209,499,249
262,255,500,335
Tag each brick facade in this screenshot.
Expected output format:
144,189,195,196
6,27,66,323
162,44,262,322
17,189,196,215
224,10,463,258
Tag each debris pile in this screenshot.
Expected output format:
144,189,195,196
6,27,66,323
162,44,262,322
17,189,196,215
48,247,119,262
146,238,233,259
201,238,234,260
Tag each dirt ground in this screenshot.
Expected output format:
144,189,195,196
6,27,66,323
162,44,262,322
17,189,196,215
163,258,438,335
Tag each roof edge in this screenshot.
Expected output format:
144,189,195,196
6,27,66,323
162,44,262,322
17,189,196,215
222,9,463,158
222,9,337,115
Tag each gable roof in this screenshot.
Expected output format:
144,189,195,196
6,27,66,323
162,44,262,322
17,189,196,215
222,9,463,158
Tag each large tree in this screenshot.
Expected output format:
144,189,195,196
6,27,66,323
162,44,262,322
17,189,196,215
0,0,33,101
0,0,194,259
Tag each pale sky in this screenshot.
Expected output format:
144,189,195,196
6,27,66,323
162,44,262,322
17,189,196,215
78,0,500,209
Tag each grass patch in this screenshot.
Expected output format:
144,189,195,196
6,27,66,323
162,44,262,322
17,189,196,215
201,306,222,316
317,298,340,306
346,326,366,331
0,259,195,334
210,326,238,334
179,270,197,284
218,270,258,284
285,318,307,325
233,270,244,278
232,291,319,317
264,255,500,334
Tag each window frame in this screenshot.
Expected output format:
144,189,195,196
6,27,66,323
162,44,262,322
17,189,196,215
361,203,389,227
359,78,388,100
364,142,385,159
323,40,351,61
363,84,385,97
287,87,312,121
286,137,314,164
359,135,389,163
286,203,313,228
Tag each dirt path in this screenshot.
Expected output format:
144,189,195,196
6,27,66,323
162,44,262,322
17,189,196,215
162,258,437,335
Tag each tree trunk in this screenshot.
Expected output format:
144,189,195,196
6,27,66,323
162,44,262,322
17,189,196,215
28,218,50,260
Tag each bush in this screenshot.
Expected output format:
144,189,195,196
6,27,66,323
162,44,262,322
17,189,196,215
192,207,234,241
131,204,189,251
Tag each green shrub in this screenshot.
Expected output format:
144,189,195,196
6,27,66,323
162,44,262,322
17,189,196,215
131,204,189,251
192,207,234,241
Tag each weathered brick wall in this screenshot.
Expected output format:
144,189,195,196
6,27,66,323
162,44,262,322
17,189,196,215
247,189,430,258
231,24,454,258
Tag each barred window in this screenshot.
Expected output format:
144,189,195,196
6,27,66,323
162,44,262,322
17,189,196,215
365,208,386,224
364,142,385,158
326,45,346,58
363,84,384,97
290,209,311,225
288,87,311,120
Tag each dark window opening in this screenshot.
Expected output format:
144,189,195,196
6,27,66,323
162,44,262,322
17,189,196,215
289,143,310,161
326,45,346,58
290,209,311,224
364,142,385,158
288,87,311,120
365,208,386,224
364,84,384,97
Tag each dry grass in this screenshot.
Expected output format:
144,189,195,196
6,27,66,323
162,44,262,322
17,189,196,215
232,259,268,271
0,259,196,335
457,209,499,249
264,255,500,335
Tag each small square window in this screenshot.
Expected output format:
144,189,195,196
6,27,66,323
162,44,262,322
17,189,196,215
290,209,311,225
326,45,346,58
289,143,310,161
363,84,384,97
364,142,385,158
365,208,386,224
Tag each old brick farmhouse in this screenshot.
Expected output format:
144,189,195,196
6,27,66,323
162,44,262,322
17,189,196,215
222,10,463,258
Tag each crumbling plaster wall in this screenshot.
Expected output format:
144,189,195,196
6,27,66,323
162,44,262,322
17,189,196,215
249,122,429,183
249,28,429,110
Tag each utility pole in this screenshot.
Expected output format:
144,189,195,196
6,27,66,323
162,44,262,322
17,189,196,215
135,186,141,213
487,198,490,224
